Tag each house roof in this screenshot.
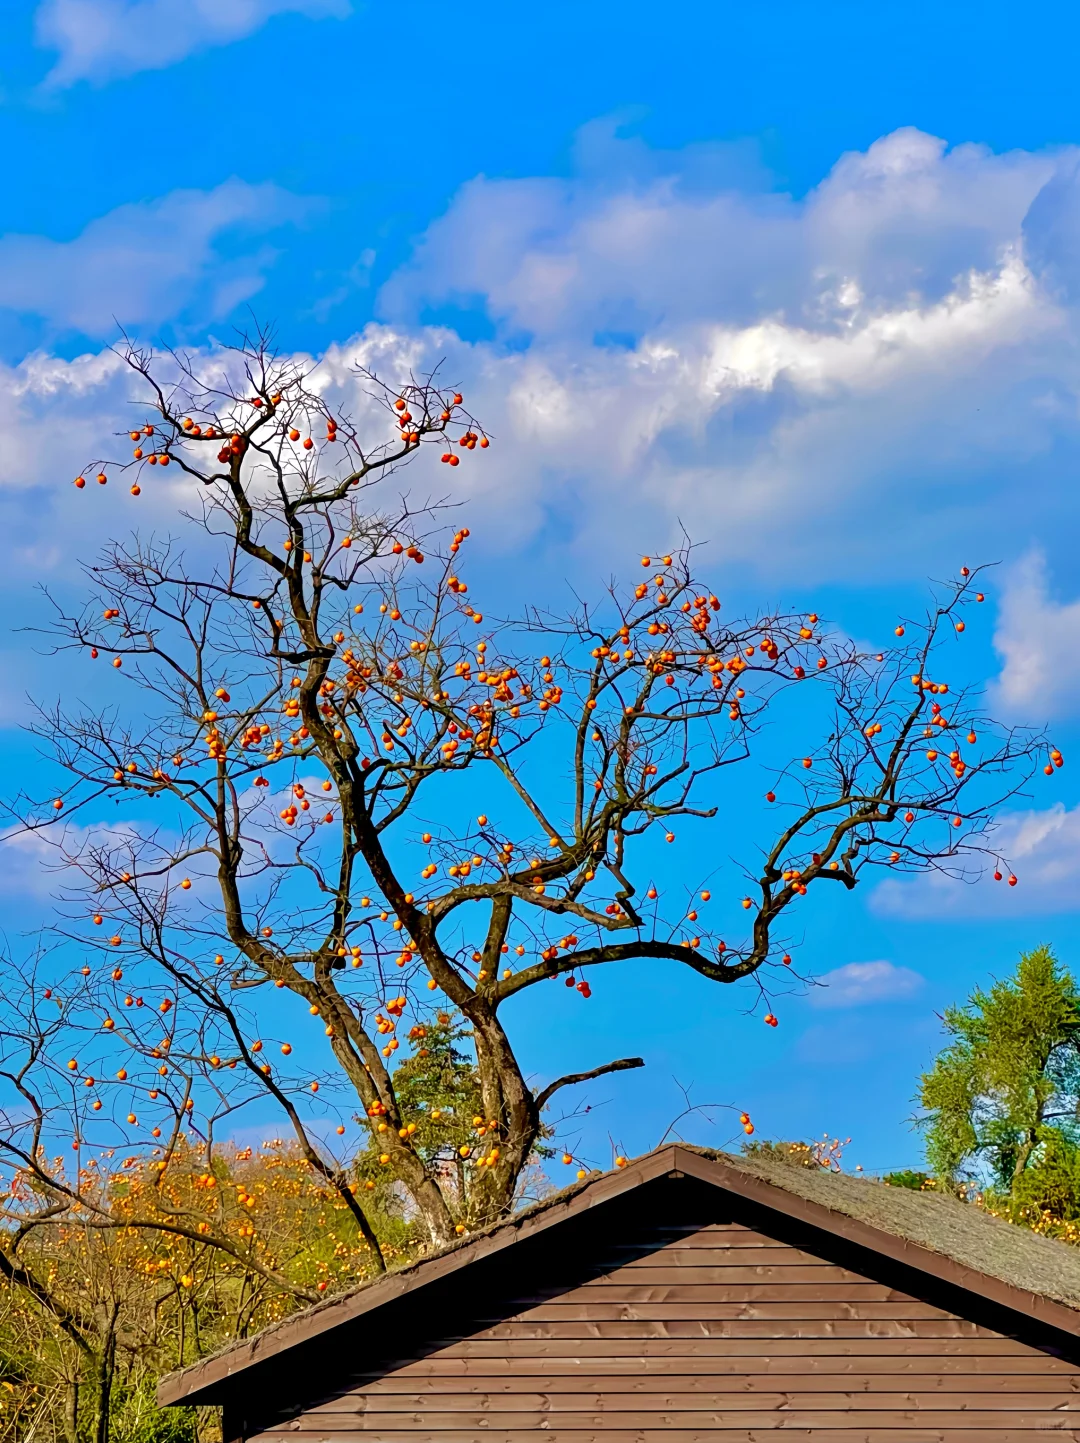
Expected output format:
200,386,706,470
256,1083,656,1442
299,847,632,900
158,1143,1080,1408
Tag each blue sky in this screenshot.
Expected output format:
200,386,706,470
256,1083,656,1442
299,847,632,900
0,0,1079,1175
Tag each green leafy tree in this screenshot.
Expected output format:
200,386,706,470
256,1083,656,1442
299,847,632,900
882,1169,933,1191
1008,1130,1080,1223
919,945,1080,1196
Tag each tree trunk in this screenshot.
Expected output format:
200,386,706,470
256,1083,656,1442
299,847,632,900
470,1009,542,1222
1012,1131,1038,1188
93,1312,117,1443
62,1378,79,1443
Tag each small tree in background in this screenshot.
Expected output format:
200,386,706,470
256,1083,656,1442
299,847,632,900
919,945,1080,1217
0,952,475,1441
0,1134,399,1443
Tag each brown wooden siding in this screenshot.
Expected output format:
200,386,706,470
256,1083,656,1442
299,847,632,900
243,1220,1080,1441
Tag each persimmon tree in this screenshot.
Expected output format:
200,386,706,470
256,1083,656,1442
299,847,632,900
0,948,404,1439
0,1115,390,1443
18,331,1049,1251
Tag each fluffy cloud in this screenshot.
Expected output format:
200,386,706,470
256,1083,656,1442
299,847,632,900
872,801,1080,918
383,125,1055,338
808,960,924,1008
370,126,1080,581
992,550,1080,721
0,180,300,338
36,0,347,87
0,819,142,901
9,126,1080,595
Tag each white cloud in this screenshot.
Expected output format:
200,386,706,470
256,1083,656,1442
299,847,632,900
349,260,1060,578
8,126,1080,595
366,126,1080,582
0,820,143,901
0,827,65,900
872,801,1080,918
381,126,1056,339
809,960,924,1008
0,180,300,337
992,550,1080,721
36,0,348,87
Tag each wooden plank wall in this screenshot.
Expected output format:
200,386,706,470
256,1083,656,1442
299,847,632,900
246,1220,1080,1441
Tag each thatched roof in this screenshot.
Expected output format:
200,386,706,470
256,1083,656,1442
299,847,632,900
706,1145,1080,1314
